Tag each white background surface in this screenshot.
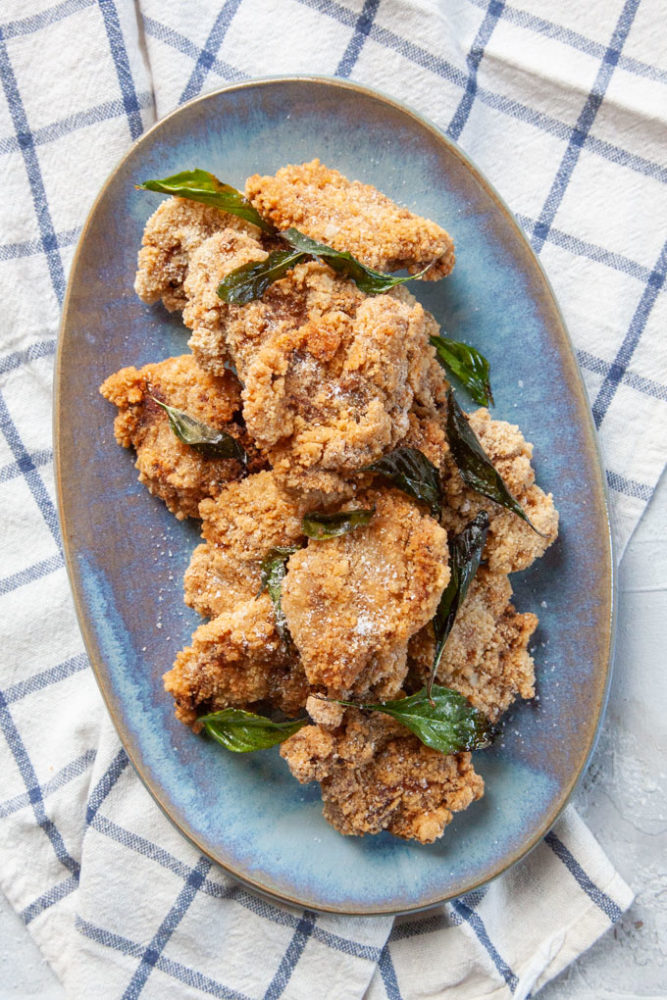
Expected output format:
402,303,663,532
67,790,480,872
1,467,665,999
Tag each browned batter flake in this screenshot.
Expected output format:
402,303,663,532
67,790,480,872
183,470,310,618
245,159,455,279
134,197,264,311
99,355,262,519
408,568,538,721
281,711,483,843
164,595,308,725
281,489,449,700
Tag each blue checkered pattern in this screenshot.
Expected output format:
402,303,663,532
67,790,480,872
0,0,657,996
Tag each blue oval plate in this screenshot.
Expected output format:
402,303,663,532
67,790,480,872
54,77,613,915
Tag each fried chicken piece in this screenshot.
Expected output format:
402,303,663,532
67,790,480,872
281,711,483,843
281,490,449,699
164,594,308,725
408,568,538,722
188,252,441,497
134,197,262,311
246,159,455,279
99,355,261,519
184,470,310,618
442,407,559,573
183,227,271,377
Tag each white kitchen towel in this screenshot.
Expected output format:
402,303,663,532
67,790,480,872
1,0,661,997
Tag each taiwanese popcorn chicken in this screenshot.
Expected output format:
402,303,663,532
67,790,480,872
166,471,313,724
437,407,559,574
164,594,308,725
186,250,441,498
134,197,263,311
184,470,309,618
408,568,538,722
281,489,449,699
281,711,483,843
245,159,455,278
99,160,562,844
99,355,261,519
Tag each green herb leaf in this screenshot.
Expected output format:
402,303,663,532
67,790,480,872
137,169,274,232
150,396,247,462
217,249,309,304
215,226,435,305
258,546,300,639
302,507,375,540
199,708,307,753
430,334,494,407
333,686,493,754
446,389,540,532
364,447,442,518
429,512,489,696
281,228,434,294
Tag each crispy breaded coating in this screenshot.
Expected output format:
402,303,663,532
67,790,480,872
184,470,309,618
281,490,449,699
408,568,538,721
134,197,261,311
305,695,345,729
189,253,441,496
442,407,559,573
164,595,308,725
281,711,483,843
183,228,270,376
245,159,455,279
99,355,260,520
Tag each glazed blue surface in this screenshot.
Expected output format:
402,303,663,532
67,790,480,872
55,78,612,914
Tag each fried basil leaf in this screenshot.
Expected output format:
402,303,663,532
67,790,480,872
429,512,489,696
302,507,375,540
281,228,434,294
446,389,540,532
137,169,274,231
334,686,493,755
217,249,309,304
364,447,442,518
215,226,435,304
199,708,307,753
430,334,494,407
258,546,300,639
150,396,247,462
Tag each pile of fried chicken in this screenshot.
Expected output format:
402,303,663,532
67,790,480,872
101,160,558,844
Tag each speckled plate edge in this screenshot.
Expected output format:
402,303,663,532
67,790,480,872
53,75,615,915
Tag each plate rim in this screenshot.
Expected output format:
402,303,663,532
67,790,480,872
54,74,615,915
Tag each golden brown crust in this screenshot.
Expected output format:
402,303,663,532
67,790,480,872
281,489,449,699
99,355,261,519
408,568,538,721
134,197,261,311
164,595,308,725
183,227,270,376
183,470,309,618
246,159,455,278
281,711,483,843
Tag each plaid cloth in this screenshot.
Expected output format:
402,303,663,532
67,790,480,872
2,0,663,996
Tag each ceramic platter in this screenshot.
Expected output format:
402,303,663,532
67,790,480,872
55,77,613,914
